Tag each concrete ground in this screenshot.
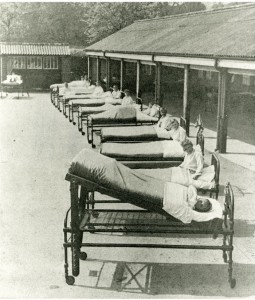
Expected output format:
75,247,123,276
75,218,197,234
0,93,255,298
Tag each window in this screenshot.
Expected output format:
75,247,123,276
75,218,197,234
242,75,250,86
43,56,58,69
9,56,26,69
27,56,42,69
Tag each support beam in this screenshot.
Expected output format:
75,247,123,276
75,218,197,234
183,65,191,137
106,57,111,89
136,61,141,98
96,57,100,82
120,59,124,91
87,56,91,79
216,69,230,153
155,62,162,105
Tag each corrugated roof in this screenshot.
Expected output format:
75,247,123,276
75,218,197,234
0,43,70,55
86,4,255,59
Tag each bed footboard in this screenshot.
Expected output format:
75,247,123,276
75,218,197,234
63,176,235,289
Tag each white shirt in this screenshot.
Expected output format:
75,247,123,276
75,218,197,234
179,149,204,179
92,86,104,97
122,96,134,106
112,90,121,99
169,126,187,143
156,115,171,130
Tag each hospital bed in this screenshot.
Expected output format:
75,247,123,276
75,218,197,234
78,98,145,134
68,97,122,125
100,115,185,143
63,149,235,288
57,86,96,113
87,106,158,146
50,80,93,105
100,137,219,198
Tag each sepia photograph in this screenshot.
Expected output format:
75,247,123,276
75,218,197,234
0,1,255,298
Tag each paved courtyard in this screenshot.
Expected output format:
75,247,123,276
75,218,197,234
0,93,255,298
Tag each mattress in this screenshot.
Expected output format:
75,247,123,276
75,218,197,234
70,98,122,107
89,106,158,124
68,148,223,224
80,104,116,116
138,165,216,189
101,126,158,142
69,148,165,211
100,140,184,159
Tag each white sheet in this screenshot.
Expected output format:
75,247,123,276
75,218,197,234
163,182,223,223
161,140,185,158
139,166,215,190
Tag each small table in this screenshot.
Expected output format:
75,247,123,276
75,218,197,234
1,82,29,99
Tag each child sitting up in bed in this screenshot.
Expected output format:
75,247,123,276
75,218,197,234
92,81,105,97
168,119,187,143
121,89,135,105
111,85,122,99
179,139,204,180
155,107,171,130
143,103,161,118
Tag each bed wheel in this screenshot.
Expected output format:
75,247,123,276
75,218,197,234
82,132,85,136
92,144,96,149
73,122,76,126
80,252,87,261
230,278,236,288
78,128,82,132
69,119,72,123
66,275,75,285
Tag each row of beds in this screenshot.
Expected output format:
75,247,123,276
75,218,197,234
50,82,236,290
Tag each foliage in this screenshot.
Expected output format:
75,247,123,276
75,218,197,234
0,2,206,46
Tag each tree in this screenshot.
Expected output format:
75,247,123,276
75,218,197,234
0,2,206,46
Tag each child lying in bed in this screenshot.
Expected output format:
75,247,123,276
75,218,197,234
163,182,221,223
69,148,222,224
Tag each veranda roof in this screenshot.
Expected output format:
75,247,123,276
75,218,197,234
0,43,70,56
85,4,255,59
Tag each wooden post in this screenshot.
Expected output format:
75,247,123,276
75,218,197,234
155,62,162,105
87,56,90,78
96,57,100,82
0,56,2,84
217,69,230,153
120,59,124,91
136,61,140,98
106,57,111,89
183,65,191,137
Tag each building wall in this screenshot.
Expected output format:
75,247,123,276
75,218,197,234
61,56,72,83
1,55,72,90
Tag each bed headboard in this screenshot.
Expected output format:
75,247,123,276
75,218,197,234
136,97,143,111
224,182,234,229
211,152,220,186
180,116,186,131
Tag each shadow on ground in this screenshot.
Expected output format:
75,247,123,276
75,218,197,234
75,259,255,297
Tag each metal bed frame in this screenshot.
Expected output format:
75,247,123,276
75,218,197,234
99,115,185,144
86,101,156,147
78,97,144,134
101,147,219,199
63,176,236,289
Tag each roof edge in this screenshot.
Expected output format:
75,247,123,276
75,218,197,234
135,3,255,23
85,49,255,61
0,42,70,46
